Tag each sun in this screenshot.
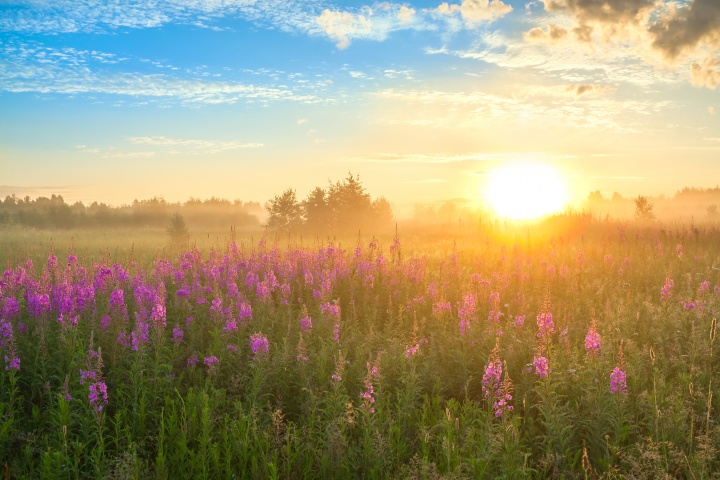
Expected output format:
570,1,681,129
484,163,569,220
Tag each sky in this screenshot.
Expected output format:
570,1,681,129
1,0,719,215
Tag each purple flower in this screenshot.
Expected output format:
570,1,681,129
533,356,550,378
610,367,628,394
187,354,199,367
88,381,108,411
661,276,674,302
299,315,312,333
249,333,269,360
223,317,238,333
585,324,601,355
4,353,20,371
203,355,219,371
536,312,555,340
110,289,125,309
172,327,184,345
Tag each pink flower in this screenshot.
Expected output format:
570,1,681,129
610,367,628,394
533,356,550,378
249,333,269,360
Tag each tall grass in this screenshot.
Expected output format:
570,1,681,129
0,222,718,478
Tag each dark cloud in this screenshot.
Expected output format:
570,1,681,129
542,0,655,26
650,0,720,61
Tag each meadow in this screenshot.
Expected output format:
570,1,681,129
0,220,718,479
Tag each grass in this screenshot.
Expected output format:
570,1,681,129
0,221,719,478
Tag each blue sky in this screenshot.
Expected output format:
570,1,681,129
1,0,719,214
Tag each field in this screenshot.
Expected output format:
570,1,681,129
0,221,719,479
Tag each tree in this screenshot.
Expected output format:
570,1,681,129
327,173,374,232
707,204,718,219
265,188,302,232
302,187,332,232
167,213,189,243
372,197,394,230
634,196,655,221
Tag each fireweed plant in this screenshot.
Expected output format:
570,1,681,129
0,228,718,478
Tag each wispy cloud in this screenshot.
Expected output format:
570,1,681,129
128,136,264,152
0,0,325,36
0,40,322,105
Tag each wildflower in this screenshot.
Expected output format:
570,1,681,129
536,311,555,340
609,367,628,394
661,274,674,302
226,344,237,352
514,314,525,327
585,314,601,355
172,326,184,345
187,354,199,367
203,355,219,372
700,280,710,293
359,361,380,413
458,293,476,336
432,299,451,317
223,317,238,333
533,355,550,378
88,381,108,411
299,315,312,333
487,292,500,324
249,333,269,360
684,300,696,309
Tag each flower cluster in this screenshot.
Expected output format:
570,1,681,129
249,333,269,360
533,355,550,378
585,316,601,356
661,274,674,302
359,362,381,413
610,367,628,394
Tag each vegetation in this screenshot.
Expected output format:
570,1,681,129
0,195,262,230
633,196,655,221
265,173,394,234
1,216,719,479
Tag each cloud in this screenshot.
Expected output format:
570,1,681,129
690,57,720,89
650,0,720,62
317,9,373,49
397,5,416,24
564,84,617,96
525,23,569,42
540,0,655,27
297,118,309,125
435,0,512,26
0,0,326,36
0,41,321,105
128,136,264,152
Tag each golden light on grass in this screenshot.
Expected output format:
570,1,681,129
484,163,569,220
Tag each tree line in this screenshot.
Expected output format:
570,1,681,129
265,173,393,234
0,194,262,230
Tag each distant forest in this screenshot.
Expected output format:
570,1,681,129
0,174,395,233
0,195,263,230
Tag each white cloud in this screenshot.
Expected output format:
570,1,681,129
0,41,322,105
397,5,416,24
128,136,264,152
318,10,368,49
434,0,513,26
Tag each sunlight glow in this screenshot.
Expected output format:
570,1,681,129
484,163,569,220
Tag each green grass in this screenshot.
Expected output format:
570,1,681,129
0,221,719,479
